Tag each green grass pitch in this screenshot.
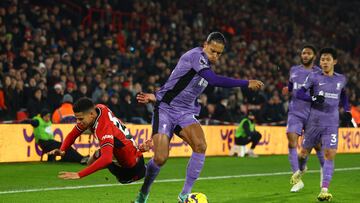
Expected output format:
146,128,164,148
0,154,359,202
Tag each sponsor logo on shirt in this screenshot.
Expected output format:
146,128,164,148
319,83,326,86
102,134,114,140
198,78,208,87
323,92,339,99
293,82,305,90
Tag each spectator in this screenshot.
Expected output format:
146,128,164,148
350,101,360,126
52,94,75,123
47,83,64,112
26,88,48,118
107,93,121,118
260,94,286,124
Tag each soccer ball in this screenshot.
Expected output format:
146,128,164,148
185,192,208,203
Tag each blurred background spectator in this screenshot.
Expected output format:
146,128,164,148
0,0,359,126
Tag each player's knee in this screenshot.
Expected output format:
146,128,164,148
314,143,322,152
287,133,298,148
153,155,168,166
324,149,336,160
192,142,207,153
298,149,308,158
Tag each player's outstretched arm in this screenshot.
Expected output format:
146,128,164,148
136,92,156,104
59,125,85,152
198,69,264,90
296,87,324,104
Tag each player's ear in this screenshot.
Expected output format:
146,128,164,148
333,59,337,65
203,41,208,48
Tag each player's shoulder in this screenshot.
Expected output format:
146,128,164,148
94,104,112,125
306,70,321,80
312,65,321,72
334,72,347,81
289,65,302,74
184,47,207,60
290,64,301,71
96,104,109,112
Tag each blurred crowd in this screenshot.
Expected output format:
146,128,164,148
0,0,359,126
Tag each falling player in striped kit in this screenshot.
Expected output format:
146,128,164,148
49,97,152,183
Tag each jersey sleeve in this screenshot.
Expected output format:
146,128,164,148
78,144,113,178
340,76,350,112
191,52,210,72
288,66,295,83
60,124,85,151
78,115,114,178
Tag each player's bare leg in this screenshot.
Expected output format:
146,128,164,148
317,148,336,201
177,123,207,202
135,133,170,203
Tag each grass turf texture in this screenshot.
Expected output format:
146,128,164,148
0,154,359,202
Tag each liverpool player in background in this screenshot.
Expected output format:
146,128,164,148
134,32,264,203
282,45,324,192
296,47,353,201
49,97,152,184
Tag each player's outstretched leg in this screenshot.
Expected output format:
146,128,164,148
135,159,159,203
178,152,205,202
178,124,207,203
135,134,169,203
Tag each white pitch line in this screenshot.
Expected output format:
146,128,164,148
1,167,359,195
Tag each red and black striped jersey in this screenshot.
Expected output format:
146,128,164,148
60,104,142,178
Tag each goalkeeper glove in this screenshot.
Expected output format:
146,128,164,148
311,95,325,104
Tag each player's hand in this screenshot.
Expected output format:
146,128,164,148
311,95,325,104
136,92,156,104
48,149,65,157
58,171,80,180
248,80,264,91
282,87,289,96
138,139,153,152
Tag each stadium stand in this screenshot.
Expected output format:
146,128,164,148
0,0,359,125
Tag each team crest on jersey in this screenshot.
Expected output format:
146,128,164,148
336,83,341,90
199,55,209,69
